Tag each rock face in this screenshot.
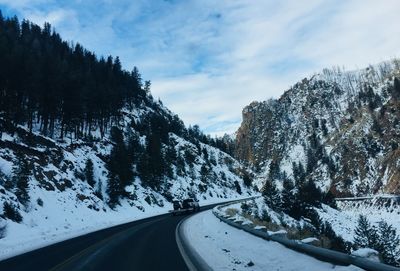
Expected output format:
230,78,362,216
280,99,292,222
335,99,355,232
235,60,400,196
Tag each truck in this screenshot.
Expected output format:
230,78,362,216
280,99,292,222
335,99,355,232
170,198,200,216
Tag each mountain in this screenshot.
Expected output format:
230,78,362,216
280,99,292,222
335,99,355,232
235,59,400,196
0,14,254,256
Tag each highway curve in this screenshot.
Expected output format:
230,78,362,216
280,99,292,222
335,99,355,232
0,204,220,271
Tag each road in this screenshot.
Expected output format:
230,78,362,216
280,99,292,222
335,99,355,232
0,204,220,271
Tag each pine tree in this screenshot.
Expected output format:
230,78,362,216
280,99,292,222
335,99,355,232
322,190,337,209
13,155,31,206
3,202,22,223
84,159,95,187
241,170,252,187
107,127,133,195
393,77,400,100
377,220,400,266
306,147,316,174
354,215,379,250
200,164,210,183
298,178,322,208
106,172,120,208
234,180,242,195
261,178,281,210
321,221,350,253
281,177,296,216
268,159,281,181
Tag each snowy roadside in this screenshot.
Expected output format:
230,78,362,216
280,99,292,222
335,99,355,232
0,203,168,261
0,196,247,261
181,210,363,271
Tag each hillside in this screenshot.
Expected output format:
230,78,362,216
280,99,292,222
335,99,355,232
0,14,255,258
235,60,400,196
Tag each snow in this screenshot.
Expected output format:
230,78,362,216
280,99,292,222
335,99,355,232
351,248,380,262
301,237,319,244
0,195,252,261
318,201,400,244
182,210,363,271
267,229,287,236
351,248,379,258
0,103,258,261
0,196,169,261
254,225,266,230
0,156,13,176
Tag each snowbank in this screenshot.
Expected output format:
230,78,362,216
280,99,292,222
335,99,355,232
182,210,362,271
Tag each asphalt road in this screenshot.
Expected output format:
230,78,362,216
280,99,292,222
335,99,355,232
0,203,220,271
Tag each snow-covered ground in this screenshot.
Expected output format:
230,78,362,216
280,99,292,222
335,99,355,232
182,210,362,271
0,196,248,261
321,199,400,242
0,201,166,261
0,109,256,261
217,197,400,246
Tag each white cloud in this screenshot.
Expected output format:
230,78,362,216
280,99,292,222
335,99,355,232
1,0,400,135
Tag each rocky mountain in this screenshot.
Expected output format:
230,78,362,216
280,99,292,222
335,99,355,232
235,60,400,196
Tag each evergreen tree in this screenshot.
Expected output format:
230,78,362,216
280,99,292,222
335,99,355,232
377,220,400,266
293,162,306,185
106,172,120,208
234,180,242,195
321,221,350,253
0,16,148,139
200,164,210,183
298,178,322,208
268,160,281,181
241,170,252,187
3,202,22,223
13,155,30,206
106,127,133,203
281,177,296,216
306,147,316,174
393,77,400,100
322,190,337,208
354,215,379,250
261,178,281,210
84,159,95,187
127,129,141,165
165,139,177,166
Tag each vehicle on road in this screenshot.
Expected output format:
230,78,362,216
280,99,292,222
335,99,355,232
170,198,200,215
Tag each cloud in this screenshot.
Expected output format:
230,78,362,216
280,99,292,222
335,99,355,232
0,0,399,135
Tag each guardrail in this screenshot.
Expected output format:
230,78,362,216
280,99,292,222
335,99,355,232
335,195,400,202
212,202,400,271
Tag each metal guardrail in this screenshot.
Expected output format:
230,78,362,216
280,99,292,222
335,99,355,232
335,195,400,202
213,202,400,271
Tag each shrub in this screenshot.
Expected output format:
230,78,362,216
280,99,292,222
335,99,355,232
260,208,271,223
241,202,251,215
0,220,6,239
321,221,350,253
37,198,44,207
234,180,242,194
3,202,23,223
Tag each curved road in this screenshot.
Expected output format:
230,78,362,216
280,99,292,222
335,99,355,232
0,204,221,271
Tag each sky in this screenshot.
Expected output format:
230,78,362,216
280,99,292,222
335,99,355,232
0,0,400,136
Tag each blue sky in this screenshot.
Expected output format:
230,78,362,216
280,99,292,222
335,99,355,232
1,0,400,135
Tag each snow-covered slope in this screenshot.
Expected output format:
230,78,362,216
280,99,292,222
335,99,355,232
235,59,400,196
0,99,256,259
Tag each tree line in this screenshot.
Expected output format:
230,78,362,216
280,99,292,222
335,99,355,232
0,13,147,138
